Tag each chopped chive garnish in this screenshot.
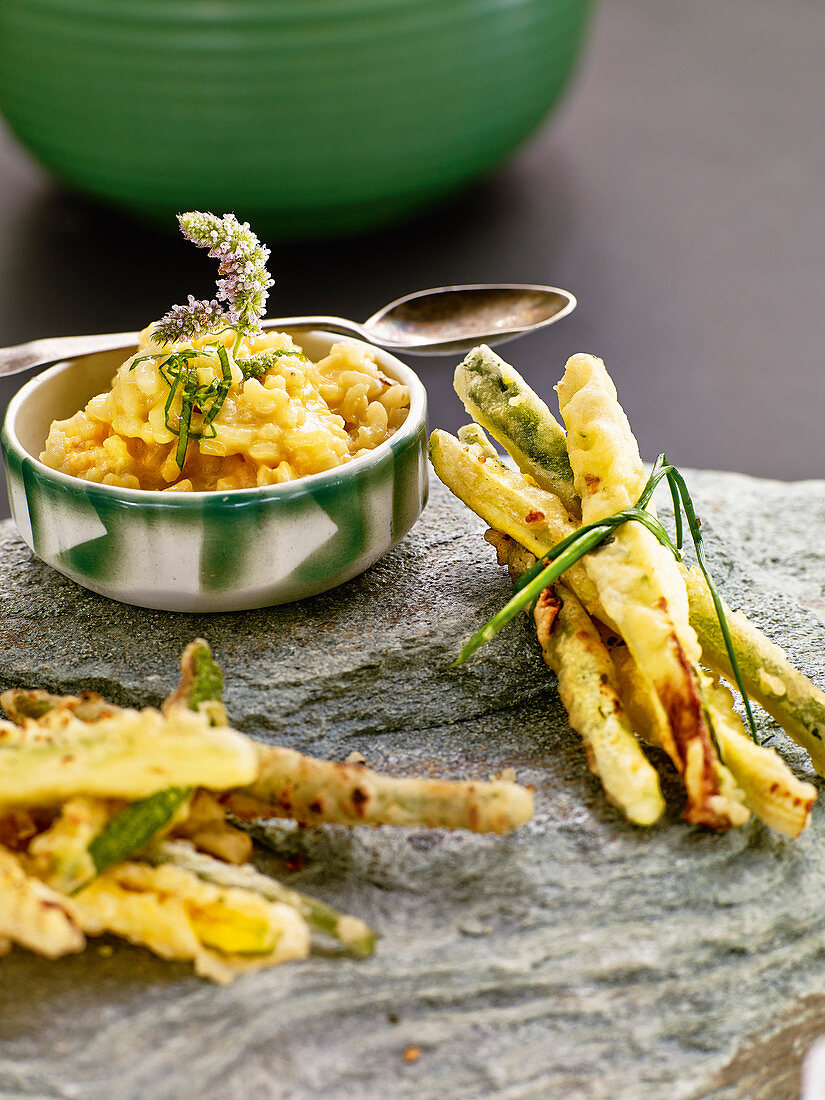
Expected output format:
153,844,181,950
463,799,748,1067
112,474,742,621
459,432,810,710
175,384,195,469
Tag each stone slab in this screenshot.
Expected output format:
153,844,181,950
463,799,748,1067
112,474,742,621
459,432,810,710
2,473,825,1099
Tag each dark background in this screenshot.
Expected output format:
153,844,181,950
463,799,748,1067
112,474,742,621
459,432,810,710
2,0,824,521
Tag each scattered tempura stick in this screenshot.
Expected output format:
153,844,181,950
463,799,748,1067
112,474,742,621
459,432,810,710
556,353,748,829
71,859,310,984
0,707,258,809
0,847,84,959
171,789,252,865
165,638,534,835
162,638,228,727
147,839,377,958
225,745,534,835
27,797,114,894
1,689,122,727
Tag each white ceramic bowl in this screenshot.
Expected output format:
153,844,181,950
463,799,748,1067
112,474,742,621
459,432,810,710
1,331,428,612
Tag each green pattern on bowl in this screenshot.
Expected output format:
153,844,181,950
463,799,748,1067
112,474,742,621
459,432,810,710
1,332,428,611
0,0,593,235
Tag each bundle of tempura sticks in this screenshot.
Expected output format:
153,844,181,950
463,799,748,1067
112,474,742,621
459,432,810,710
0,640,532,980
429,345,825,837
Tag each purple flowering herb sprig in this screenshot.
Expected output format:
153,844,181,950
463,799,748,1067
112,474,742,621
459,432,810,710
151,295,232,348
150,211,273,352
133,211,277,470
177,211,274,349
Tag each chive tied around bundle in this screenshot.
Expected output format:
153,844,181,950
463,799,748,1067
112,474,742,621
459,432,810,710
454,454,759,744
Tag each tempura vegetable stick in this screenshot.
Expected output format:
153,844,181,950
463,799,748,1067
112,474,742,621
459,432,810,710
684,568,825,774
534,582,665,825
162,637,228,727
430,428,577,555
168,638,534,835
455,345,581,518
556,353,748,829
457,421,499,458
71,860,310,984
171,789,252,865
0,707,257,809
485,529,664,825
1,689,121,727
599,624,751,827
609,643,815,836
28,796,113,894
484,529,537,580
87,788,192,877
702,676,816,837
147,839,377,958
0,847,84,959
226,746,534,834
429,429,609,626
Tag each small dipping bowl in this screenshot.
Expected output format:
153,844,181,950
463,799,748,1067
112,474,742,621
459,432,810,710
1,332,427,612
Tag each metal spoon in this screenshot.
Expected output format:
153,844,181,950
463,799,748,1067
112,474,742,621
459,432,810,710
0,283,575,377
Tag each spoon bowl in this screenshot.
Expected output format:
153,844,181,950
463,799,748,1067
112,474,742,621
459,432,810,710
0,284,576,378
364,284,576,355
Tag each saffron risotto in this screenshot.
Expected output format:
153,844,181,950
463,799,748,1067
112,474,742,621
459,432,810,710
40,325,410,492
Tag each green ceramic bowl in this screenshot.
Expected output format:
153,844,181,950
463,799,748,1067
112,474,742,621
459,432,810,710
1,331,428,611
0,0,593,236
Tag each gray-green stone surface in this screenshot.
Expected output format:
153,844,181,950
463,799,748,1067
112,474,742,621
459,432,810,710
2,473,825,1100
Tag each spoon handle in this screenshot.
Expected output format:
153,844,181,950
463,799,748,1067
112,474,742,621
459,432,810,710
0,331,141,377
261,316,370,341
0,318,371,379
